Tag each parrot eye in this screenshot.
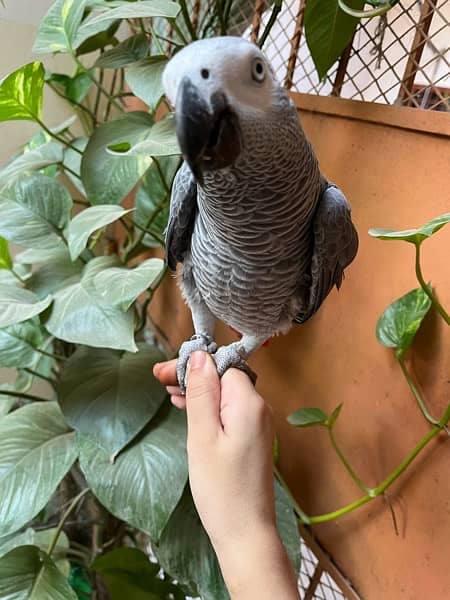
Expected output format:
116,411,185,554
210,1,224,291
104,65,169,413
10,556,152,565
251,58,265,83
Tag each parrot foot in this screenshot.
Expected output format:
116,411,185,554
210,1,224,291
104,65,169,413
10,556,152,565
213,343,257,386
177,334,218,394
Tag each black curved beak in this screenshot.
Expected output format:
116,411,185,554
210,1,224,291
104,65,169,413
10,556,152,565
175,77,241,183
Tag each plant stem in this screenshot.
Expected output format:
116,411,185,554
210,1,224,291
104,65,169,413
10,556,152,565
35,118,83,155
104,68,118,122
170,20,189,45
328,428,371,494
415,242,450,324
178,0,197,40
215,0,226,34
135,292,153,334
23,367,57,388
397,355,438,425
305,423,444,524
61,163,81,180
46,81,97,127
47,488,90,558
258,0,283,48
35,347,68,362
149,22,166,55
73,56,124,114
0,389,49,402
11,269,25,284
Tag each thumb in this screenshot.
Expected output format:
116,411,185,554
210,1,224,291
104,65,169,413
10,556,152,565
185,351,221,443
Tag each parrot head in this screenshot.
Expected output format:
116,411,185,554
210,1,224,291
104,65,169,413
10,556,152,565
162,37,278,181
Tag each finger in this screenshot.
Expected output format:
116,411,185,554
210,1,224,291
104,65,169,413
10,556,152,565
170,395,186,410
153,359,178,386
186,351,222,443
166,385,181,396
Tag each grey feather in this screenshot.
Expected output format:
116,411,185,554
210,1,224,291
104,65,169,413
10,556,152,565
165,162,197,270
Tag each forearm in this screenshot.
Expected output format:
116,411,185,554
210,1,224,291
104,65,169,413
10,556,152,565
213,526,300,600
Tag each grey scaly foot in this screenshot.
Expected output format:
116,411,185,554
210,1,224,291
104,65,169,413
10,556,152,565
177,334,217,394
213,342,257,385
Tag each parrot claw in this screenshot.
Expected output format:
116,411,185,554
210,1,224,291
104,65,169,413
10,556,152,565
213,343,257,386
177,334,218,394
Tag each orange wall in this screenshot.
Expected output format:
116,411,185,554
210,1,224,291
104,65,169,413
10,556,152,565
151,95,450,599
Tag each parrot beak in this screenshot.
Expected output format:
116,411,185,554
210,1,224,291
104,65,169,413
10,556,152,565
175,77,242,183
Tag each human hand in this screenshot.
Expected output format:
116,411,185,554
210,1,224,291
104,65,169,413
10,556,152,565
153,352,299,599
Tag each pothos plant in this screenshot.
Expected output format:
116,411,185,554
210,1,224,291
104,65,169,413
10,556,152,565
0,1,301,598
286,213,450,528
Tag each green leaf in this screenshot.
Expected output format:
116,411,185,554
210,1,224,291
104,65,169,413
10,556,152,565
125,56,167,111
58,344,166,458
46,256,138,352
287,407,328,427
79,403,188,541
0,402,77,537
0,62,45,122
75,20,121,55
304,0,364,80
0,319,43,368
369,212,450,245
81,112,153,205
0,173,72,250
0,285,52,328
33,0,88,54
93,258,165,308
94,33,149,69
0,237,12,270
0,528,70,576
48,71,92,104
327,403,343,428
63,137,88,196
83,0,180,25
0,390,16,418
92,547,184,600
376,287,432,358
135,155,179,248
16,245,71,265
154,487,229,600
109,114,180,157
0,546,76,599
0,142,63,189
67,204,133,260
28,251,83,298
274,481,301,573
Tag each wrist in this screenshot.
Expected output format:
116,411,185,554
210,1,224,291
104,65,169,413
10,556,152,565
212,525,299,599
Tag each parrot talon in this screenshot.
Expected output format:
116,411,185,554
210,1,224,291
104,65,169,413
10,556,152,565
212,343,258,386
177,334,218,394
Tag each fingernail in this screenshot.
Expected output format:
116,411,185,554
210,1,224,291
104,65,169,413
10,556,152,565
189,351,206,370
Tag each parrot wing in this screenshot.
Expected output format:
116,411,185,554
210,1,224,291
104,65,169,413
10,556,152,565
295,184,358,324
165,161,198,270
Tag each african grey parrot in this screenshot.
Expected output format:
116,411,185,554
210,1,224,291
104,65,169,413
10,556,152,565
162,36,358,391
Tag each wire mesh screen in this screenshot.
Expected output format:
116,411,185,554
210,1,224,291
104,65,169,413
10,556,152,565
247,0,449,111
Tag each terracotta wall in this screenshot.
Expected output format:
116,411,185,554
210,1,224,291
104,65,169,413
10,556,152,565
151,95,450,600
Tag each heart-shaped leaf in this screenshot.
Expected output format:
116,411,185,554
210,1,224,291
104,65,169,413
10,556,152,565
304,0,364,80
0,319,43,368
376,286,432,358
125,57,167,111
58,344,166,458
369,212,450,245
109,114,180,157
287,407,328,427
0,62,45,122
67,205,133,260
92,547,184,600
0,285,52,328
0,237,12,270
274,480,302,573
135,155,179,248
0,546,76,599
28,255,83,299
33,0,88,54
45,256,137,352
81,112,153,205
93,258,165,308
154,487,229,600
0,402,77,537
94,33,149,69
0,173,72,250
0,528,70,576
79,403,188,541
0,142,63,189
